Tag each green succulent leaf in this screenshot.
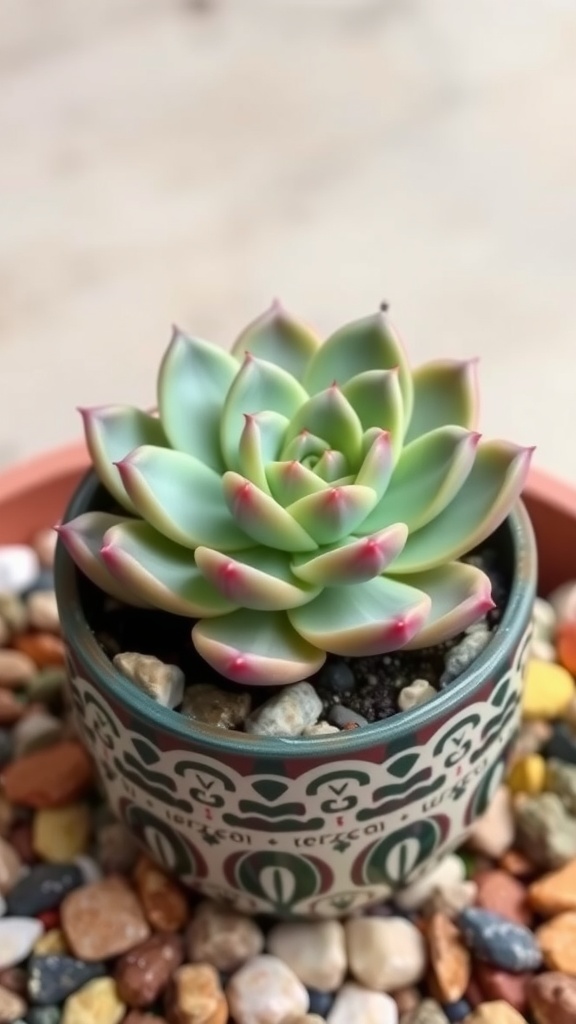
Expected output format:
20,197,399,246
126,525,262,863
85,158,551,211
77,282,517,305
396,562,494,649
314,450,349,483
359,426,480,535
194,546,320,610
405,358,479,445
287,485,378,545
342,369,405,460
80,406,167,515
288,576,430,657
117,446,251,551
230,301,321,378
291,523,408,586
222,472,318,552
192,609,326,685
355,431,394,501
303,310,413,424
280,431,330,463
390,440,533,572
157,329,238,472
102,520,237,617
266,460,328,507
221,354,308,471
283,386,363,468
56,513,150,607
238,412,289,494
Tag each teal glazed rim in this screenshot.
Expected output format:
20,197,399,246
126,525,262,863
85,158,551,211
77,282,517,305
55,469,537,758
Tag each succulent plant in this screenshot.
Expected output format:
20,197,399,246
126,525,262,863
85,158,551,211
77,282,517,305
58,304,533,686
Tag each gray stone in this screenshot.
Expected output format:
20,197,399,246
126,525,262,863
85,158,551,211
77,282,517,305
543,758,576,815
182,682,251,730
458,907,542,972
113,651,184,708
245,682,322,737
328,705,368,729
400,1000,449,1024
440,628,491,685
398,679,437,712
515,792,576,870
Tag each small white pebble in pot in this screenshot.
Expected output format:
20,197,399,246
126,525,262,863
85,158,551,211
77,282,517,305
112,651,185,709
0,545,40,595
245,682,322,737
398,678,437,712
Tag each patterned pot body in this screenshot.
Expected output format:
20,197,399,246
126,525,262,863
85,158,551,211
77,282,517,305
56,471,537,918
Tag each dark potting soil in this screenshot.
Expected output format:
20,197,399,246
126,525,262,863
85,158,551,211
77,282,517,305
80,524,511,727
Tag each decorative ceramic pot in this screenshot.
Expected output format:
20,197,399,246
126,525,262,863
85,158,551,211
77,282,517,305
51,464,537,918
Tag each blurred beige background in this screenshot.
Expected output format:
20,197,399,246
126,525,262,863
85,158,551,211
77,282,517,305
0,0,575,479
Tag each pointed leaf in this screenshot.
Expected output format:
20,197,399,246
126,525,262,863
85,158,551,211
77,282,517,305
288,576,431,656
222,472,318,552
355,430,394,501
397,562,495,649
390,441,534,572
220,354,308,471
405,358,479,444
280,430,330,463
238,412,288,494
195,546,319,610
359,426,480,535
314,450,349,482
117,446,250,551
283,386,363,468
193,610,326,685
231,302,321,378
56,513,150,606
80,406,167,514
291,524,408,586
157,329,238,470
303,310,413,424
266,460,328,507
287,485,377,544
341,369,405,462
102,520,236,617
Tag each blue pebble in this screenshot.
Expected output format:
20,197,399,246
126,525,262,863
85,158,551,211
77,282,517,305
307,988,334,1016
317,662,355,696
6,863,83,916
28,955,106,1006
443,1000,472,1022
458,907,542,972
328,705,368,729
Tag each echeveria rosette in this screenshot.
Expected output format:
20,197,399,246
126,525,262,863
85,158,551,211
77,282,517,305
57,304,533,686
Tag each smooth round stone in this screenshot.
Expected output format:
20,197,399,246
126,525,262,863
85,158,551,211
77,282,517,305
532,597,558,640
245,683,322,737
61,976,125,1024
545,759,576,815
317,662,355,696
6,864,83,916
12,713,63,760
398,679,437,712
475,869,531,926
226,955,308,1024
464,1002,529,1024
95,822,140,876
0,917,44,970
457,908,542,972
548,581,576,624
267,920,347,991
529,858,576,916
168,964,226,1024
307,988,334,1017
186,900,264,973
531,637,557,663
0,650,36,688
507,753,546,796
26,592,60,635
0,546,40,595
0,982,26,1021
515,792,576,870
112,652,184,710
346,916,426,991
61,877,150,962
544,723,576,766
115,932,184,1009
27,954,106,1005
425,880,478,920
327,982,398,1023
181,682,251,730
32,805,91,865
528,971,576,1024
522,660,575,720
442,1000,472,1022
0,595,27,635
328,705,368,729
400,1000,449,1023
536,912,576,973
395,855,466,912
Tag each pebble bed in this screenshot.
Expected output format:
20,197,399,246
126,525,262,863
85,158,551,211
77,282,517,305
0,535,575,1023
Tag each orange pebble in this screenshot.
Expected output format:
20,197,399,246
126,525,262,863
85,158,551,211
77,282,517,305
1,741,94,808
13,632,65,668
556,622,576,676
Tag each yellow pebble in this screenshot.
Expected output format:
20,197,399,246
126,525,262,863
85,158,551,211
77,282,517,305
34,928,68,955
32,803,91,863
507,754,547,795
61,977,125,1024
522,659,575,720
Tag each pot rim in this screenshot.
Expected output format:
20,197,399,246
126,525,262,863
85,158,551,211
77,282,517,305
54,463,538,757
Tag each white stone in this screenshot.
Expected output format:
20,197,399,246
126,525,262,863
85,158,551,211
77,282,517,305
245,682,322,737
226,954,308,1024
424,879,478,919
532,596,557,641
186,899,264,972
0,917,44,969
548,581,576,624
345,916,426,992
327,983,398,1024
302,721,339,737
467,785,515,858
267,919,346,991
394,854,466,912
26,590,60,633
398,679,437,712
530,636,557,663
112,651,185,708
0,546,39,595
12,711,63,758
